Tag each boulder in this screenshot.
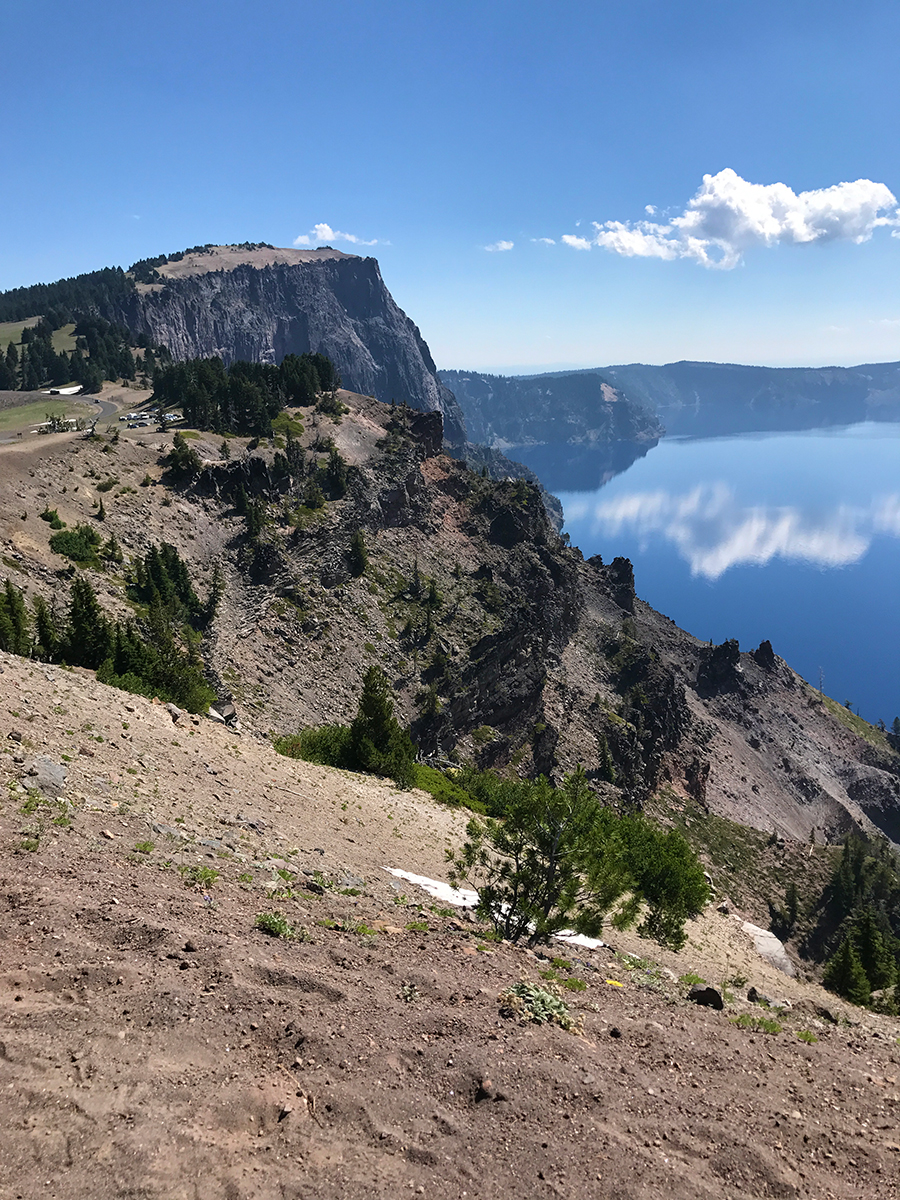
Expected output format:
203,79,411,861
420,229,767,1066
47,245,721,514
688,985,724,1010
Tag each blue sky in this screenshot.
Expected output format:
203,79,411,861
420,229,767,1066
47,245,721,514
3,0,899,371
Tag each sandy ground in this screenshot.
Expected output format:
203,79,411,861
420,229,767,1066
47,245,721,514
2,651,900,1199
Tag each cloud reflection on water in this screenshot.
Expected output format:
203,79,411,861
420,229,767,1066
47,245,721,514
564,483,900,579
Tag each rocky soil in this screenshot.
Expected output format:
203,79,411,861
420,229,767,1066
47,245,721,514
2,648,900,1200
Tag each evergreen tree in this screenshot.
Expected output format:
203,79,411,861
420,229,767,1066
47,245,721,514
66,576,114,668
3,578,31,655
326,446,348,497
101,532,124,564
32,595,60,661
348,665,417,787
597,732,616,783
245,500,265,539
349,529,367,577
852,908,897,991
823,937,872,1006
302,476,324,509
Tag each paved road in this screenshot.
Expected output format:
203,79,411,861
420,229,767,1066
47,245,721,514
91,396,121,425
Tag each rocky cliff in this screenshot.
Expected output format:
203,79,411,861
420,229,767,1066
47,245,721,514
99,245,468,445
439,369,663,490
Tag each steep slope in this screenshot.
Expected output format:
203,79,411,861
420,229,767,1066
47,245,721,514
3,388,898,854
94,245,468,445
3,651,900,1200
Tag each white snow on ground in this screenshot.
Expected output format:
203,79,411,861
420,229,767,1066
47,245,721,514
384,868,477,908
742,921,796,977
39,385,83,395
384,868,607,950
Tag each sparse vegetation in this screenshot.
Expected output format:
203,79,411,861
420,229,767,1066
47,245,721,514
179,864,220,889
255,911,303,939
499,981,577,1030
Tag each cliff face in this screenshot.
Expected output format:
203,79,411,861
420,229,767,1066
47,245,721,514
440,368,663,449
101,246,467,444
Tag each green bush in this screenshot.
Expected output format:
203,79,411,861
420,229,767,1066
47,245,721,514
274,723,351,767
49,523,103,565
449,766,708,949
412,763,485,812
499,981,576,1030
39,507,65,530
255,911,302,939
274,666,417,788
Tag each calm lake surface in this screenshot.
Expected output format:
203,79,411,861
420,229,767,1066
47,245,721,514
515,423,900,726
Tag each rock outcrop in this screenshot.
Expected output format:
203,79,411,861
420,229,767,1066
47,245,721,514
99,245,468,445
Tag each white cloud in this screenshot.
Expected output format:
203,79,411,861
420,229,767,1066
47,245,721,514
484,240,514,252
569,483,900,578
294,222,379,247
560,169,900,269
561,234,592,251
532,237,556,245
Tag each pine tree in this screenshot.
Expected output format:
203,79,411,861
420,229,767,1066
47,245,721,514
597,732,616,783
349,529,367,577
32,595,60,661
348,665,417,787
823,937,872,1006
852,908,897,991
3,578,31,655
66,576,114,668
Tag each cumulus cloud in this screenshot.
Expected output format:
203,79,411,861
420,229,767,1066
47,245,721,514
294,222,379,247
560,169,900,268
565,483,900,578
484,240,514,252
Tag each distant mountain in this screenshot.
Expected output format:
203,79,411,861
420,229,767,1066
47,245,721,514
598,360,900,437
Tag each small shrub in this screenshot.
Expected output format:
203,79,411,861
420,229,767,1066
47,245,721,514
563,977,587,992
255,911,302,939
796,1029,818,1044
679,972,706,988
134,840,154,855
39,507,65,529
179,864,220,888
412,763,484,812
49,523,103,565
97,476,119,493
499,981,576,1031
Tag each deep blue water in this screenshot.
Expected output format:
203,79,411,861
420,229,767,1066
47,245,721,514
518,423,900,726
